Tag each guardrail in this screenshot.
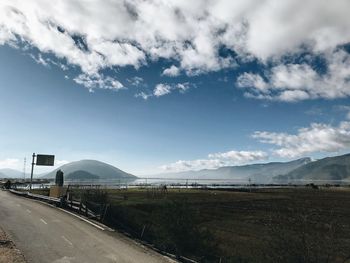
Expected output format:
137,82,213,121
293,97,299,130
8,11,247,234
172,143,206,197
8,189,99,219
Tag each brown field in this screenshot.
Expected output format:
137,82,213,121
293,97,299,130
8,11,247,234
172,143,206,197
34,186,350,262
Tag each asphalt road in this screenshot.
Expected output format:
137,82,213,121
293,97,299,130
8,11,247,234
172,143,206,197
0,190,174,263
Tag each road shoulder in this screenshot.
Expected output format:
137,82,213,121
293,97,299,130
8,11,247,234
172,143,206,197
0,227,26,263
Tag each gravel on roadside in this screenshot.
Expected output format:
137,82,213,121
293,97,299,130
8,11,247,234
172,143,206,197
0,227,26,263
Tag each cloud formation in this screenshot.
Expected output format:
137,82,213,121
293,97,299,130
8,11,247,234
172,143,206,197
162,65,180,77
162,120,350,172
73,73,124,92
253,122,350,158
136,82,191,99
237,50,350,101
161,150,268,172
0,0,349,96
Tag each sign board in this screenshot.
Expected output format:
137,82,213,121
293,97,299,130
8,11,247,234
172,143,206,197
36,154,55,166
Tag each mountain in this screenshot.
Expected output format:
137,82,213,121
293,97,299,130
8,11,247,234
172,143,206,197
274,153,350,183
65,170,99,180
0,168,23,178
153,158,312,183
43,160,136,180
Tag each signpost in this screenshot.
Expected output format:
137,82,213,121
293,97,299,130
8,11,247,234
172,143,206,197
36,154,55,166
30,153,55,191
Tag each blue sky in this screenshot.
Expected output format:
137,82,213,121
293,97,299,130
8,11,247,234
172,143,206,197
1,1,350,175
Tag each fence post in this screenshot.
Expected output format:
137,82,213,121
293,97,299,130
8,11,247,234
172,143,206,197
140,225,146,239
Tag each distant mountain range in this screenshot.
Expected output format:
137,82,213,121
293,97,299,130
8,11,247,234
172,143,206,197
0,168,24,179
2,154,350,183
153,158,312,183
274,153,350,183
42,160,136,180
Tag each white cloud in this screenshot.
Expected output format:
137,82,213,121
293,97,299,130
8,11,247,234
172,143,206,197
161,149,268,172
137,82,192,100
208,150,268,162
253,122,350,158
175,83,191,93
153,83,191,97
153,83,172,97
91,41,145,68
162,65,180,77
160,159,225,172
0,0,349,81
237,50,350,101
0,158,20,169
73,73,124,92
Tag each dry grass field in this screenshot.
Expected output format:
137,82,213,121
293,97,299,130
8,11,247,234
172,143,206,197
34,186,350,262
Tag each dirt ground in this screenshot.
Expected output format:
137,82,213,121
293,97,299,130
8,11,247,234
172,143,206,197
0,227,26,263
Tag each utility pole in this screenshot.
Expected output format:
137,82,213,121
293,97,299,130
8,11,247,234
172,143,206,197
29,153,36,192
23,157,26,181
248,177,252,193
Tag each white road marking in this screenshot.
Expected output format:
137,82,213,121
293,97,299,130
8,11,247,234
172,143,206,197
52,256,75,263
40,218,48,225
26,209,31,213
61,236,73,246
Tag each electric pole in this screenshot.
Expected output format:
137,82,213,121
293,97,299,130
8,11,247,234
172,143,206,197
30,153,36,191
23,157,26,181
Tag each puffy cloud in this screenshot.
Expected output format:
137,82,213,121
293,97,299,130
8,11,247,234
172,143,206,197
162,65,180,77
253,122,350,158
161,149,268,172
73,73,124,92
153,82,191,97
91,41,145,68
237,50,350,101
0,1,349,75
1,1,350,99
153,84,172,97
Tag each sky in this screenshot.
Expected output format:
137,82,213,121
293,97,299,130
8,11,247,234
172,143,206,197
1,0,350,176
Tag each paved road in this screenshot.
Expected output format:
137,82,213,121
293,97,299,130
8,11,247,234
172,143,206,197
0,190,174,263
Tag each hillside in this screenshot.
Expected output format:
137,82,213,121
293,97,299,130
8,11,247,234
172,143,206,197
43,160,136,180
153,158,311,183
65,170,99,180
274,153,350,183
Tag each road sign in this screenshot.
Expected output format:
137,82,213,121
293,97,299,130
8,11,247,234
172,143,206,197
36,154,55,166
